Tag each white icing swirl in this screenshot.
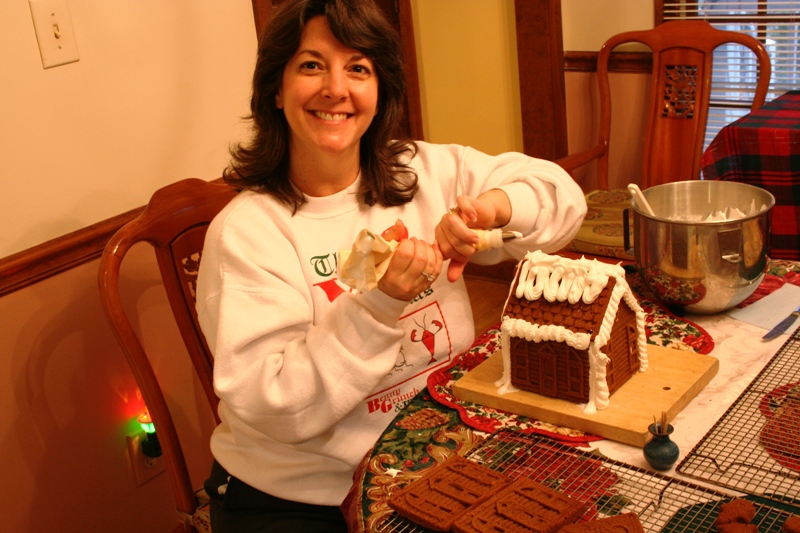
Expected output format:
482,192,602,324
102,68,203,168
496,327,520,394
502,317,590,350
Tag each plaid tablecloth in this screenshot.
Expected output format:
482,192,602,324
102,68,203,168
701,90,800,260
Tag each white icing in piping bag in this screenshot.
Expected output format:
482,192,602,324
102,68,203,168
472,229,522,251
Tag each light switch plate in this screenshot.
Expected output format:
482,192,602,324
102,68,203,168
29,0,79,69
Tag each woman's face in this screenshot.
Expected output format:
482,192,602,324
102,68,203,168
276,16,379,162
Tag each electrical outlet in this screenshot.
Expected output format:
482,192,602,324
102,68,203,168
29,0,80,69
126,433,166,486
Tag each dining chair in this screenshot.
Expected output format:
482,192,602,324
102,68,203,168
559,19,771,261
98,178,237,532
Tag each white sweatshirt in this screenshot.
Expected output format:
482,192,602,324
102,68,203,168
195,141,587,505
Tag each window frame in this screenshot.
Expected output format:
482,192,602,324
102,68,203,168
657,0,797,147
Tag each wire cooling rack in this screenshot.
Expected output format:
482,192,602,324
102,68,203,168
375,431,798,533
677,327,800,509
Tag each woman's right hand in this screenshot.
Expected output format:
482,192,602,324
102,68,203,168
378,237,443,301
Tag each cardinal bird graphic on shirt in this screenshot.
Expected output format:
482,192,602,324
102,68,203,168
367,305,452,415
410,315,443,365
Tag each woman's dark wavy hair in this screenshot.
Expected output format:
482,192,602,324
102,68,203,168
224,0,418,212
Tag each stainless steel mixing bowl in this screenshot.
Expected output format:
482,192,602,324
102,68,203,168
626,180,775,314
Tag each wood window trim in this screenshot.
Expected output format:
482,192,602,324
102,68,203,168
251,0,274,37
514,0,569,160
514,1,654,155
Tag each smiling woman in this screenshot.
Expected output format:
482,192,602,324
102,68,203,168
252,0,422,140
0,0,419,302
276,17,380,196
194,1,586,531
1,0,571,304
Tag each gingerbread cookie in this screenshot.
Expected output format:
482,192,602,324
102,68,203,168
452,477,586,533
387,454,510,532
558,513,644,532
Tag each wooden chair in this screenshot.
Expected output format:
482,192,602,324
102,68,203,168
559,20,771,260
98,178,237,532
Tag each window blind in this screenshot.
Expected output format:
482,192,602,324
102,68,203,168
661,1,798,148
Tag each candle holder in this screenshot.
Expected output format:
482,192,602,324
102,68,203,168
644,422,679,471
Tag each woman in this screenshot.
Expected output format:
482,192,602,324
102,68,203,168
196,0,587,531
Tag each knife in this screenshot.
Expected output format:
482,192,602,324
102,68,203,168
763,304,800,340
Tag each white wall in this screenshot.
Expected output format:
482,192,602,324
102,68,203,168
562,0,654,50
0,1,256,259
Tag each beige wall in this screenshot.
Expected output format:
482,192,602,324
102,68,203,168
562,0,654,190
565,71,651,191
0,247,215,531
0,2,657,531
0,1,255,260
1,1,254,531
562,0,653,50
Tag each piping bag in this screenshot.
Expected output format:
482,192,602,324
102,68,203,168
338,226,522,293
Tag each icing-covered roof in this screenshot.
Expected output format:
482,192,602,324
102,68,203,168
498,251,649,414
504,277,616,345
512,251,627,306
501,251,644,348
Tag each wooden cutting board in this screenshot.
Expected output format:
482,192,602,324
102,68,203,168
452,344,718,447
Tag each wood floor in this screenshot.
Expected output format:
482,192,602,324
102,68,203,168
465,277,508,337
463,261,517,337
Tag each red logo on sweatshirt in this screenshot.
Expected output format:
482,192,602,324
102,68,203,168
366,386,419,414
313,279,351,302
410,316,443,365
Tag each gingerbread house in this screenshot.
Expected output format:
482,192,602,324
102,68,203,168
496,251,648,414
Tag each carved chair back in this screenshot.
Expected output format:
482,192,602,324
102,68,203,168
98,178,236,530
558,20,771,189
